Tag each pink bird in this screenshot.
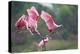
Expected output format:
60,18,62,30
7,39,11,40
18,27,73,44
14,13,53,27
15,6,40,34
26,6,40,35
15,15,28,29
38,36,49,47
40,11,62,32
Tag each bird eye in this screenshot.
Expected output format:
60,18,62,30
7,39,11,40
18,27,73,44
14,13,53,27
28,26,31,28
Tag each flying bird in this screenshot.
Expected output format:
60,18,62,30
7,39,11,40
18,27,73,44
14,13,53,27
40,11,62,32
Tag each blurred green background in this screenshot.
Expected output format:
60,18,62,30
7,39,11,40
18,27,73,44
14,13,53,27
10,1,78,52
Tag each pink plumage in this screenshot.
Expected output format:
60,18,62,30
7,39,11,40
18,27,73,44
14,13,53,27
27,6,39,21
15,6,40,34
26,6,39,31
38,37,49,47
15,15,27,29
41,11,62,32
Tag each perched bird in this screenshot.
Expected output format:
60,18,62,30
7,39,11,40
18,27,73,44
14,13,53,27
38,36,49,47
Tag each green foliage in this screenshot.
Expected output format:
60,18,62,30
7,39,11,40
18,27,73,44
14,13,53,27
46,40,77,50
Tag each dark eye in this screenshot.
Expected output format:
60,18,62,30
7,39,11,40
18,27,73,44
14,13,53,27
28,26,31,28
